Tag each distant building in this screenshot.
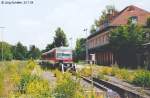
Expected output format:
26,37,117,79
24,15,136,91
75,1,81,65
87,5,150,65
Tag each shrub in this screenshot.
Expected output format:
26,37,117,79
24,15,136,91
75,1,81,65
26,60,36,71
55,78,76,98
31,65,43,76
115,69,129,80
98,66,134,82
54,72,83,98
111,66,120,76
26,79,50,97
18,74,40,93
132,70,150,88
97,72,105,80
100,67,112,75
17,73,51,97
10,73,21,86
53,69,64,83
79,68,92,77
0,71,4,95
97,72,109,81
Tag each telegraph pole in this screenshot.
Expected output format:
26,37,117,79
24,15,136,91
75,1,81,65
83,28,88,63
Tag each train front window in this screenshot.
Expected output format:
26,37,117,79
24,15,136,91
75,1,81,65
57,53,71,58
62,54,71,58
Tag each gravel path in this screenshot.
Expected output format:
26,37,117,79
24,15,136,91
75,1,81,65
41,71,57,88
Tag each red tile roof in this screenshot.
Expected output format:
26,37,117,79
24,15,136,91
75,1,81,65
110,5,150,26
88,5,150,39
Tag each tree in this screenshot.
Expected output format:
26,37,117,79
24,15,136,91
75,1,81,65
13,42,28,60
0,41,13,60
146,17,150,27
90,25,96,34
74,38,86,62
90,5,118,34
44,43,55,52
109,23,145,68
53,27,68,47
95,5,117,27
27,45,41,59
43,27,68,52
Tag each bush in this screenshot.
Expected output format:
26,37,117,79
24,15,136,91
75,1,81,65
26,79,50,97
26,60,36,70
0,71,4,95
10,73,21,86
115,69,129,80
17,73,51,97
0,61,52,97
54,72,83,98
111,66,120,76
100,67,112,75
54,78,76,98
132,70,150,88
18,74,40,93
98,66,135,82
79,68,92,77
97,72,109,81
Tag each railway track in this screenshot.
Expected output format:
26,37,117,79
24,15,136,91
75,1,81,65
79,76,121,98
41,70,120,98
39,62,150,98
39,63,121,98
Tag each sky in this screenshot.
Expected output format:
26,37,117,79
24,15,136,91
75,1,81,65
0,0,150,50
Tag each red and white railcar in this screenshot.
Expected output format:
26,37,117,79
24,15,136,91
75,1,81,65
41,47,73,65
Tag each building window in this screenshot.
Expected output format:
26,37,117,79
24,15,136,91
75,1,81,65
130,16,138,24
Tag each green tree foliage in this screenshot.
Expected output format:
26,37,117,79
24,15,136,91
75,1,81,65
43,43,55,53
90,5,117,34
43,27,68,52
90,25,96,34
96,5,117,26
145,17,150,42
0,42,13,60
27,45,41,59
109,23,145,68
12,42,28,60
146,17,150,27
74,38,86,62
54,27,68,47
0,41,41,60
143,28,150,42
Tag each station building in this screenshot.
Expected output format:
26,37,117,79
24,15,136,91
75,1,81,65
87,5,150,66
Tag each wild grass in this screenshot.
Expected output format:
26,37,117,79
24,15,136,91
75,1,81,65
53,69,85,98
132,70,150,88
78,67,92,77
0,60,52,97
97,65,150,88
1,60,93,98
